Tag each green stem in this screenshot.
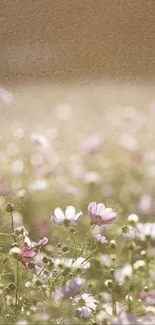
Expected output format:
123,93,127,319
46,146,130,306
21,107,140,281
11,212,16,242
15,260,19,308
81,247,100,265
112,288,117,316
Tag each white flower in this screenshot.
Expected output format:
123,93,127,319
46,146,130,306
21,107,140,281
75,293,98,319
115,264,133,284
54,257,90,270
133,260,146,270
128,214,139,224
28,179,49,192
51,206,82,225
31,133,50,148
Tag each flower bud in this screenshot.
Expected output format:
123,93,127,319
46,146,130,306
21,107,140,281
8,283,15,291
109,240,116,249
10,247,22,261
128,214,139,225
144,286,149,292
28,262,35,269
57,243,62,248
111,254,116,261
122,225,131,233
126,295,133,303
62,246,69,252
69,228,76,233
141,250,146,257
14,227,25,236
109,269,115,277
43,256,49,264
5,203,14,212
35,280,42,287
128,242,136,250
104,279,113,289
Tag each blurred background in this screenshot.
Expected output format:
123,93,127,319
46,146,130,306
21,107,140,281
0,0,155,237
0,0,155,135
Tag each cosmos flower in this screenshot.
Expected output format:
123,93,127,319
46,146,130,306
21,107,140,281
55,277,86,301
51,206,82,226
54,257,90,270
74,293,98,319
88,202,116,226
114,264,133,284
95,234,108,244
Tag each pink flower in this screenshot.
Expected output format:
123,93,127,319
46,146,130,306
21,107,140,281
20,244,36,266
88,202,116,226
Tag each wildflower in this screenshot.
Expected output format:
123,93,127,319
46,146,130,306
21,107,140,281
20,244,36,266
55,277,86,301
54,257,90,271
75,293,98,319
51,206,82,226
88,202,116,226
114,264,133,284
95,234,108,244
83,134,102,154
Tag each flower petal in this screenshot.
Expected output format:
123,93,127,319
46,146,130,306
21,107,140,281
96,203,105,215
88,202,97,215
70,211,83,224
65,206,75,220
54,208,65,222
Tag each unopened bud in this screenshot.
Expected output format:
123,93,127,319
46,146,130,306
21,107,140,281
126,295,133,303
110,240,116,249
8,282,15,291
43,256,49,264
128,214,139,225
109,268,115,277
122,225,130,233
6,203,14,213
62,246,69,252
69,228,75,233
28,262,35,269
104,279,113,289
14,227,25,236
10,247,22,261
144,286,149,292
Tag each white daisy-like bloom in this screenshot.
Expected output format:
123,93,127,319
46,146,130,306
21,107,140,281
51,206,83,225
114,264,133,284
129,223,155,242
54,257,90,270
75,293,98,319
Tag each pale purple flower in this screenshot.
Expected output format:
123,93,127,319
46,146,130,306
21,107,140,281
75,293,98,319
114,264,133,284
55,277,86,301
95,234,108,244
88,202,116,226
51,206,82,225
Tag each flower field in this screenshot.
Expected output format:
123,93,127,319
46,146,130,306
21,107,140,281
0,80,155,324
